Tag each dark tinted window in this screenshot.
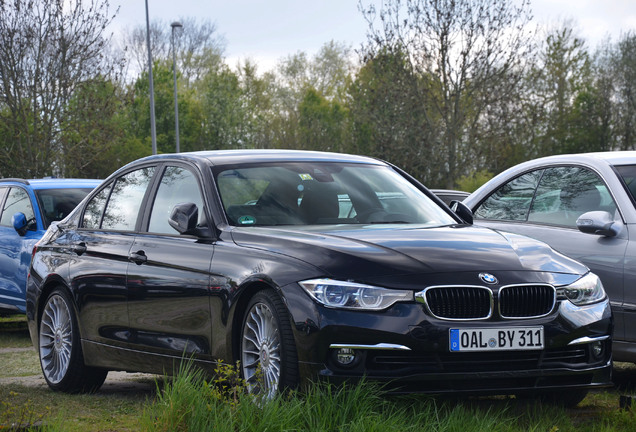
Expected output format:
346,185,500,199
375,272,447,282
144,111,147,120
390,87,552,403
36,188,95,227
85,167,155,231
615,164,636,205
474,171,542,221
83,184,113,229
0,187,34,226
148,166,205,234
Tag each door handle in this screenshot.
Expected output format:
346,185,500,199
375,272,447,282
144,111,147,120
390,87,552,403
129,250,147,265
71,242,87,256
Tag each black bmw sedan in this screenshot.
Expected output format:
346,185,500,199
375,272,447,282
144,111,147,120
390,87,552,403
26,150,611,405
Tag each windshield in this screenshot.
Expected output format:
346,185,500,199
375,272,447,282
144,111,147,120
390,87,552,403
35,188,95,227
215,162,455,227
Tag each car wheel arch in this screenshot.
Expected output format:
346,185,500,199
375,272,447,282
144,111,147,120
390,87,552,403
229,279,290,363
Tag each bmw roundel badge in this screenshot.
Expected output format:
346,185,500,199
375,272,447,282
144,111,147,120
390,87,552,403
479,272,498,285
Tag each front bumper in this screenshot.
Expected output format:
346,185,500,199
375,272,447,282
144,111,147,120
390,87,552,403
285,286,613,395
316,339,612,395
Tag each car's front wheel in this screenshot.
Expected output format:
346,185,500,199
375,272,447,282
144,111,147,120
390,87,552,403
240,289,298,398
39,288,107,393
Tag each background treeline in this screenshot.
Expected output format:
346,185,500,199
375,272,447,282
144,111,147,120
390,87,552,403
1,0,635,189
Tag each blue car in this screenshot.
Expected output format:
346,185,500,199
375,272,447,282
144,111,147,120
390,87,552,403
0,178,100,315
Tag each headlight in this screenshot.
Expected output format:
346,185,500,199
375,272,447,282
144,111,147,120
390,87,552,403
557,273,606,306
299,279,413,311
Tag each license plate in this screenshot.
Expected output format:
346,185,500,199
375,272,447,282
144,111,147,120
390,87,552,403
449,327,544,352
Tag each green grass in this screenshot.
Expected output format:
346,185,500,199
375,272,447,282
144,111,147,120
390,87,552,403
2,365,636,432
137,362,636,432
0,349,40,378
0,383,152,431
0,320,38,379
0,315,31,350
0,329,32,349
2,319,636,431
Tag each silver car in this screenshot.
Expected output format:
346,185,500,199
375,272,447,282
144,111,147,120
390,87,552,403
463,151,636,363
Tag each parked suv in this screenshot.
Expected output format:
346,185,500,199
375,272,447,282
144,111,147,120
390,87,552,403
0,178,100,315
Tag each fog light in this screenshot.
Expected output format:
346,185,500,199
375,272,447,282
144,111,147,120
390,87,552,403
335,348,356,366
591,341,603,358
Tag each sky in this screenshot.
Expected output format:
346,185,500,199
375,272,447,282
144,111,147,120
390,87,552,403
111,0,636,72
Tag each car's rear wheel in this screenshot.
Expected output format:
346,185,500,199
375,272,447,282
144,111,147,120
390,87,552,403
39,289,107,393
240,289,298,398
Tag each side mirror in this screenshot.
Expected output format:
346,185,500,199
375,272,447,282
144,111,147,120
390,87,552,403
576,211,620,237
169,202,199,235
450,200,473,225
12,212,29,236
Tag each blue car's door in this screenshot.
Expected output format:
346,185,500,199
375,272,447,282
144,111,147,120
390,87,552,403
0,186,39,314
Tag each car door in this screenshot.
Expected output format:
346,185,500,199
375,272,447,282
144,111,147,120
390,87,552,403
472,166,628,341
72,166,156,346
126,164,215,360
612,164,636,344
0,186,38,313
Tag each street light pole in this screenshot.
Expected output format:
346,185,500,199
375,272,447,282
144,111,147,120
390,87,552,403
171,21,183,153
145,0,157,155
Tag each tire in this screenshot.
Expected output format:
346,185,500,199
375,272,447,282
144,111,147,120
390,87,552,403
240,289,298,398
39,289,108,393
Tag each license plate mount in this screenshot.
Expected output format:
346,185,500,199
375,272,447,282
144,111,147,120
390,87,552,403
449,327,544,352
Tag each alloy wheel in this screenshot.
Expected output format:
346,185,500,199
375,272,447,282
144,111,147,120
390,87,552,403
241,302,282,398
39,294,73,384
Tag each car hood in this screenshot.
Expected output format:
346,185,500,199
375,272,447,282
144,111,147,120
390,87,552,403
229,224,588,287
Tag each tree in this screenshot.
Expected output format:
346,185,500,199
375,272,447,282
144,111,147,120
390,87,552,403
0,0,121,178
59,76,129,178
120,17,225,86
349,50,436,183
298,88,349,152
612,32,636,150
530,24,591,156
358,0,535,188
124,60,205,155
234,60,276,148
200,64,244,149
268,42,355,150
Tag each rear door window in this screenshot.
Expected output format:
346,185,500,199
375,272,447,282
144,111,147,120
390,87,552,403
82,167,155,231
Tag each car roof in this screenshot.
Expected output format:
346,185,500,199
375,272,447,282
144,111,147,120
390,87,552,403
127,149,385,167
430,189,470,196
0,178,101,190
519,151,636,167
